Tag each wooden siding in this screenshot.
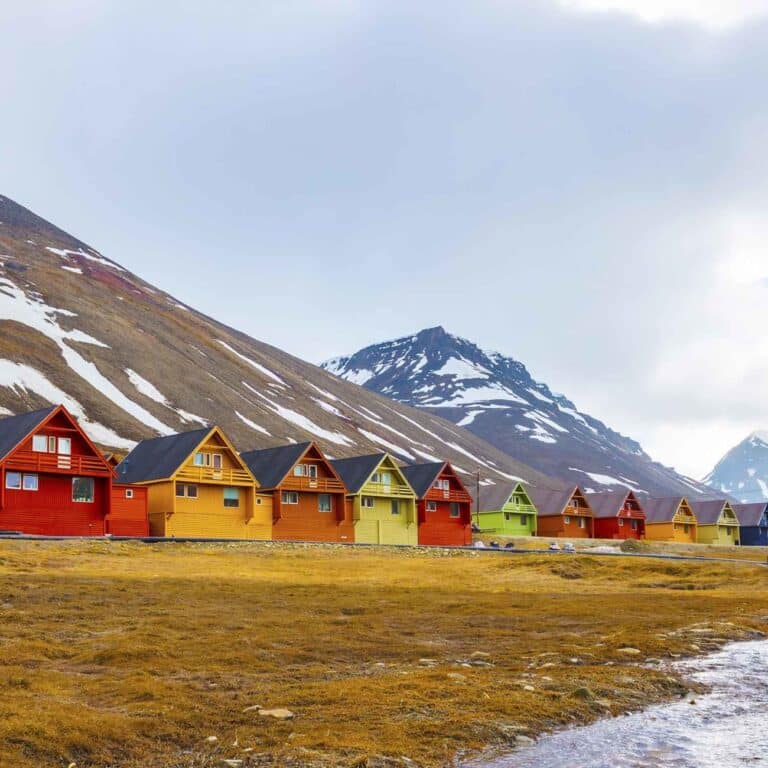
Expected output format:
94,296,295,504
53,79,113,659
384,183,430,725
594,515,645,540
645,521,697,543
350,496,418,545
107,484,149,537
272,490,352,542
697,523,740,546
477,484,537,536
417,464,472,546
537,509,593,538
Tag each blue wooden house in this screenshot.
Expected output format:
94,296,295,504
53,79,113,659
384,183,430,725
733,502,768,546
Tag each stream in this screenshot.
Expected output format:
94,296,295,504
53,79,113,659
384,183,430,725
480,639,768,768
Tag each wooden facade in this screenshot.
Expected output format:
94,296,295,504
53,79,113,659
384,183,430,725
529,486,594,538
108,484,150,537
402,462,472,546
242,442,353,543
476,481,538,537
643,497,697,543
587,490,646,540
117,426,272,540
332,453,417,546
0,406,117,536
690,500,740,546
733,502,768,547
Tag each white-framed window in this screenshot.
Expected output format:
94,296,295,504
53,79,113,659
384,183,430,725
564,515,571,525
294,464,318,479
361,496,375,509
449,502,461,519
22,474,39,491
194,452,222,468
433,478,450,492
5,472,21,490
48,436,57,453
223,487,240,508
281,491,299,505
390,500,400,516
618,517,624,527
125,489,134,499
426,501,437,512
58,437,72,455
72,477,95,503
318,494,332,513
578,517,586,529
372,471,392,485
176,483,198,499
32,435,48,453
193,452,205,467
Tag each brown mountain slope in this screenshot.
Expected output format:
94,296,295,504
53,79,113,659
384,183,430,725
0,194,554,489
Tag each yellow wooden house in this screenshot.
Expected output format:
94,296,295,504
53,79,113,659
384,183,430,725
331,453,418,545
689,500,740,546
116,426,272,539
643,497,697,543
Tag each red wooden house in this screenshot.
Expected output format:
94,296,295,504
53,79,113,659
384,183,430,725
586,490,646,540
528,486,594,538
241,441,352,542
108,484,149,537
402,461,473,546
0,405,147,537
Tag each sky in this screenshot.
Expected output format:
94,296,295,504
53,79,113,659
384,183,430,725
2,0,768,479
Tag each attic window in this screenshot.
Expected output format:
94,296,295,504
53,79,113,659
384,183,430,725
32,435,48,453
433,479,449,492
294,464,318,479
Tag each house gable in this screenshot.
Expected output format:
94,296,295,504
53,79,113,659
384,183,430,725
502,483,536,513
359,454,416,499
175,427,258,487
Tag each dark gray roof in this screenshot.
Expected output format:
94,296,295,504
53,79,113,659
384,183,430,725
586,490,643,519
331,453,387,494
401,462,447,498
528,486,587,516
0,406,57,462
689,499,731,525
116,428,211,484
476,482,521,513
733,502,768,527
241,442,311,489
643,497,690,524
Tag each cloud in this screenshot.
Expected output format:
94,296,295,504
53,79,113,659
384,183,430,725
558,0,768,29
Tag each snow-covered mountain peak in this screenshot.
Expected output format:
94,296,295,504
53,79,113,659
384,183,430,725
705,431,768,502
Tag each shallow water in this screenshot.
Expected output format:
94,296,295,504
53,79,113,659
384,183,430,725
481,640,768,768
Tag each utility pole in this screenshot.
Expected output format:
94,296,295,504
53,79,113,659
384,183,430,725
475,469,481,529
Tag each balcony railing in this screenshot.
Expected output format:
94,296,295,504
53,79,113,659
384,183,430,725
5,452,112,476
281,476,346,493
362,482,415,498
426,488,472,503
175,466,254,485
503,502,537,515
564,505,592,516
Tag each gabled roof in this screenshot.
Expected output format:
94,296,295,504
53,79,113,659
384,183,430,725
643,497,691,524
116,428,211,484
689,499,733,526
476,481,524,513
0,406,57,462
401,462,448,499
733,502,768,527
528,486,588,516
241,442,312,489
331,453,388,494
586,490,644,519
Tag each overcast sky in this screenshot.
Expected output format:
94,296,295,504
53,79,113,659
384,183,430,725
2,0,768,479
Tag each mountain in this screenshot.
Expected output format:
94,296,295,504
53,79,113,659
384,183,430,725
704,432,768,502
322,326,712,497
0,194,557,490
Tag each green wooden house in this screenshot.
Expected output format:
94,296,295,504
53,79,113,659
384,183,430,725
475,481,537,536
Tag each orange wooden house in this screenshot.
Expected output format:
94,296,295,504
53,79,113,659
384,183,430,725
402,461,472,546
528,486,594,538
241,441,353,543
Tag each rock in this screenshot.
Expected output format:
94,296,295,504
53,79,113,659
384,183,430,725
689,644,701,652
471,651,491,660
259,708,295,720
617,648,642,656
242,705,263,713
447,672,467,682
572,687,594,701
418,658,438,666
222,761,243,767
568,658,580,665
523,685,535,692
205,736,218,743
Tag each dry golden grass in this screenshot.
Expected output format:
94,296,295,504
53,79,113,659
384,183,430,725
0,540,766,768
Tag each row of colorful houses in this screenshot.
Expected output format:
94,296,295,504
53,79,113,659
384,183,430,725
1,405,766,547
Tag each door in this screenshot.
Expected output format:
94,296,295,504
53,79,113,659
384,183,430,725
58,437,72,469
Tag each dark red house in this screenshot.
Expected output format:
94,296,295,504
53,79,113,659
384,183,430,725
0,405,144,536
586,490,646,540
402,461,473,546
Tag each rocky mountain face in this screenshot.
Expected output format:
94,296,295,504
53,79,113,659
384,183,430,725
0,195,559,489
323,327,712,497
704,432,768,503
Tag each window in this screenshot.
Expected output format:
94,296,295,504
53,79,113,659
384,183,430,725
361,496,375,509
32,435,48,453
212,453,222,470
572,498,581,508
293,464,318,478
223,488,240,508
578,517,586,529
176,484,198,499
618,517,624,527
373,471,391,485
72,477,94,503
564,515,571,525
48,436,57,453
433,478,450,492
391,500,400,516
193,453,205,467
22,474,38,491
449,503,461,519
281,491,299,505
426,501,437,512
58,437,71,455
318,494,332,513
683,524,690,533
519,514,528,526
125,489,134,499
5,472,21,490
631,519,638,531
504,512,511,521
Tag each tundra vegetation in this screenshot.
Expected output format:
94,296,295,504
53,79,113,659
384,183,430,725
0,540,766,767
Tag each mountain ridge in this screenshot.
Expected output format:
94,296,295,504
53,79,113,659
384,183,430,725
704,432,768,503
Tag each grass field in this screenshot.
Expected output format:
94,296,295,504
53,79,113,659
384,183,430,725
0,540,766,768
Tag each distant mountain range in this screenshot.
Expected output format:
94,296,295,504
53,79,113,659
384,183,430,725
0,194,556,488
704,432,768,502
323,326,713,497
